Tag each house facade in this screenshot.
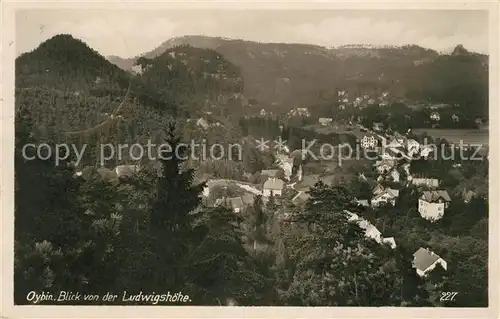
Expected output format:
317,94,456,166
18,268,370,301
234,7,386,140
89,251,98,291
263,177,285,197
430,112,440,121
361,135,377,149
412,247,447,277
418,190,451,221
318,117,333,126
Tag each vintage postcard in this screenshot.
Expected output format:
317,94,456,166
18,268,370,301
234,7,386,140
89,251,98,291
1,0,498,318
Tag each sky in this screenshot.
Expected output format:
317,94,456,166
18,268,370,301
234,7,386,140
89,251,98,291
16,9,489,58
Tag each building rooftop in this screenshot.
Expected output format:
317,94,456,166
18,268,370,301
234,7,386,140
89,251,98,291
413,247,442,272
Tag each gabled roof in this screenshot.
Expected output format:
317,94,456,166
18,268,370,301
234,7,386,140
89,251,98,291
373,188,399,200
229,197,244,210
263,177,285,190
413,247,442,272
421,190,451,202
386,188,400,197
261,169,280,177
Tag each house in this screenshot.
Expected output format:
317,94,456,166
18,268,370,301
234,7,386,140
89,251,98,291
461,189,476,203
229,197,244,213
318,117,333,126
430,112,440,121
196,118,209,130
372,184,385,197
261,169,280,178
389,168,400,182
115,165,139,177
412,247,447,277
345,211,396,249
358,219,382,242
361,134,377,149
355,199,370,207
412,178,439,188
394,132,406,144
373,122,384,131
386,137,404,149
382,237,397,249
374,159,395,174
263,177,285,197
406,139,420,154
418,190,451,221
420,146,434,159
371,188,399,207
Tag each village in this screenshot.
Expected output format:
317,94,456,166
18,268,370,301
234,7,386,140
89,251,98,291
75,107,483,281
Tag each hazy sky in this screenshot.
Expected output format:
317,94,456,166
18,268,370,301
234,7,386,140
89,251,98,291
16,9,489,58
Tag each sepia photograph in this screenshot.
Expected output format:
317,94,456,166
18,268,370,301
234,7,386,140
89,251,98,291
1,1,498,317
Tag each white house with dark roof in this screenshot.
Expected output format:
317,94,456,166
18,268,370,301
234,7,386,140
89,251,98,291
412,247,447,277
263,177,285,197
418,190,451,221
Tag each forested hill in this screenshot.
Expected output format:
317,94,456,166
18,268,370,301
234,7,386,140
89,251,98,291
107,36,488,117
134,45,245,118
16,34,130,91
15,34,245,166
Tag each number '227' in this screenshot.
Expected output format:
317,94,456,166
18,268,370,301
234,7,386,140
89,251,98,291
440,292,458,302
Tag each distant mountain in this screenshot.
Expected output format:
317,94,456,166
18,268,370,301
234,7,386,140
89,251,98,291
451,44,471,56
106,36,448,108
133,44,245,118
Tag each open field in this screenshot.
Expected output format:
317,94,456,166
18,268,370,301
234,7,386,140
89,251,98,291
412,128,489,145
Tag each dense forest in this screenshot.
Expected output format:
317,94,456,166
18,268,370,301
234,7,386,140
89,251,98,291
14,34,489,307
